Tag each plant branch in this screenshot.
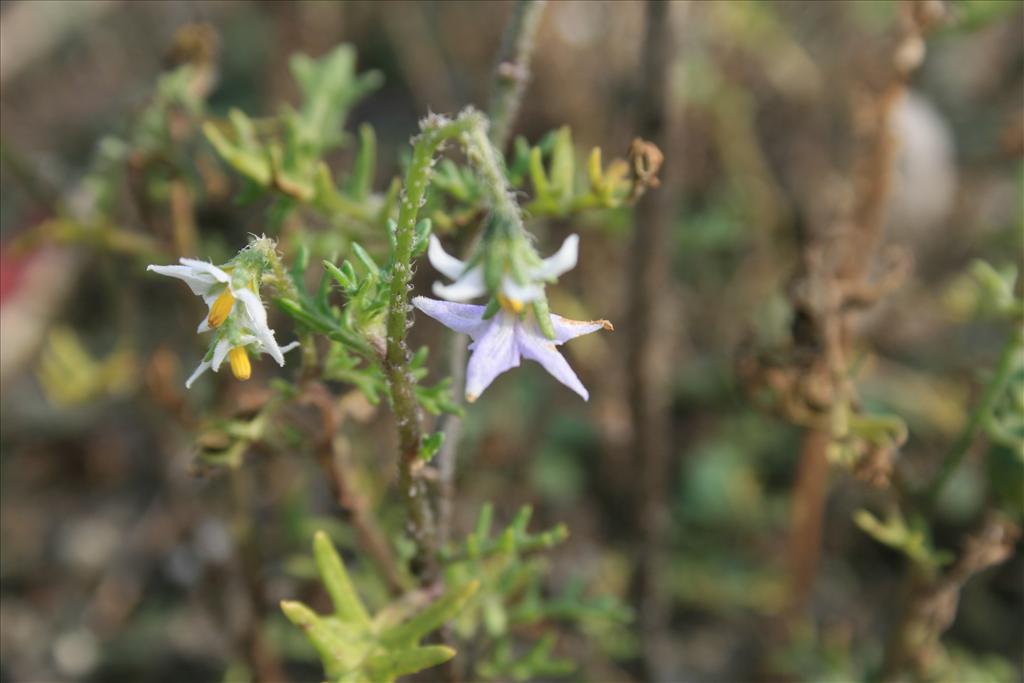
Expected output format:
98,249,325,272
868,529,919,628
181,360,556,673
385,110,481,581
626,1,673,679
300,382,411,596
487,0,547,150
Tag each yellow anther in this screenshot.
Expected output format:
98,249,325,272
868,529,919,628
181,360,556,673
228,346,251,381
207,288,235,328
498,293,524,314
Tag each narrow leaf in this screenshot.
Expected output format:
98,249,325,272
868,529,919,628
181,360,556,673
313,531,371,627
363,645,456,682
380,580,479,648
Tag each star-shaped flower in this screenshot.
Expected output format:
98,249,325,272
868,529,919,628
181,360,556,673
427,234,579,305
147,257,298,386
412,296,610,401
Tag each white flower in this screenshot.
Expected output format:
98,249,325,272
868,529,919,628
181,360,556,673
185,334,300,389
412,296,611,401
147,257,299,387
427,234,579,305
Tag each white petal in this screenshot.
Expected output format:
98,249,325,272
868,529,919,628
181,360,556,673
428,235,469,280
465,313,520,401
515,322,589,400
233,288,268,328
233,288,285,365
532,234,579,281
147,264,219,297
279,341,301,355
185,360,211,389
432,266,487,302
550,313,612,344
500,274,544,304
210,338,232,372
179,258,231,284
412,296,489,337
197,318,212,334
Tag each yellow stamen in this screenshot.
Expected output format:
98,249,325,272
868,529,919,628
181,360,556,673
207,288,235,328
498,293,524,314
228,346,251,381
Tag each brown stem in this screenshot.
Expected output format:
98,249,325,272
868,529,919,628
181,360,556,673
784,429,831,616
301,382,409,596
230,466,290,683
487,0,547,150
626,1,673,679
880,515,1020,681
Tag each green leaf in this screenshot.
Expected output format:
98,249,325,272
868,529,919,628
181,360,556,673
346,124,377,200
203,116,271,186
282,531,475,683
313,530,371,627
549,126,574,202
351,243,380,276
280,601,356,680
362,646,456,683
289,45,383,152
529,146,550,199
419,431,444,462
380,580,480,649
324,260,356,291
412,218,433,256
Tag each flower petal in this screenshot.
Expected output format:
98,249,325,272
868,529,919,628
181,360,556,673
550,313,612,344
465,313,520,401
532,234,579,281
233,288,267,327
515,323,589,400
500,274,544,304
412,297,489,337
147,264,220,297
185,360,211,389
428,235,469,280
210,338,232,372
279,341,301,355
179,258,231,284
432,266,487,302
234,288,284,365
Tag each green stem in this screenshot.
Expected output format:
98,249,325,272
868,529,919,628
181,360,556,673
922,326,1022,506
488,0,548,150
385,110,480,580
465,123,522,224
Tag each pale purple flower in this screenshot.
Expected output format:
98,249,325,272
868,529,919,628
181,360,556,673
427,234,579,303
412,296,611,402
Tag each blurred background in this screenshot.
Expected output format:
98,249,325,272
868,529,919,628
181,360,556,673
1,1,1022,682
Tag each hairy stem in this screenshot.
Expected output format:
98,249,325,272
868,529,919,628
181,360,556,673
487,0,547,150
465,122,522,222
385,110,480,580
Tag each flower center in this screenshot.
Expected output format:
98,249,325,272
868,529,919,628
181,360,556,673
208,287,235,328
228,346,251,380
497,293,524,314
